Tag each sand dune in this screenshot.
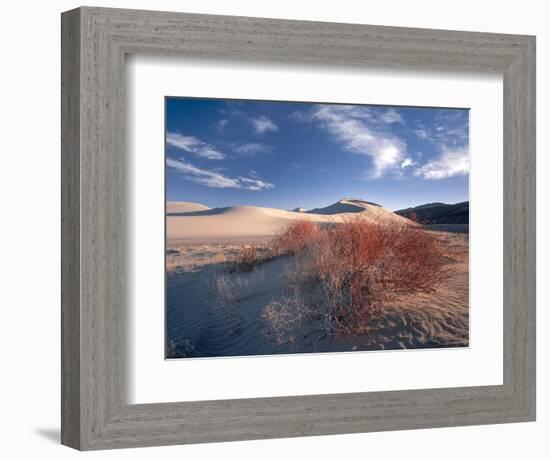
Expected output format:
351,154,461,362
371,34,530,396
307,198,381,215
166,201,210,214
167,198,413,242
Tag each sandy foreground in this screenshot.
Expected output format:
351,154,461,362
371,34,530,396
166,200,469,358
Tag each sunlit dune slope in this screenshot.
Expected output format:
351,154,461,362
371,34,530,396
167,198,414,241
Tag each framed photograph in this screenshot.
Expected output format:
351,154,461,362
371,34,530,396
164,97,470,359
61,6,536,450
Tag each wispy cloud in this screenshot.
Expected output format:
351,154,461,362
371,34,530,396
167,158,274,191
166,132,225,160
400,157,416,169
309,105,407,178
250,115,278,134
237,176,275,191
218,103,279,135
378,108,404,125
410,110,469,179
289,110,310,122
412,128,429,140
414,146,469,180
216,119,229,131
292,105,469,180
232,142,273,156
217,101,243,118
291,106,403,126
413,111,469,148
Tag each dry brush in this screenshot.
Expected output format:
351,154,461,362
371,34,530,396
262,218,453,343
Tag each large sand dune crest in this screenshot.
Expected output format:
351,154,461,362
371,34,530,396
167,198,413,242
166,201,211,214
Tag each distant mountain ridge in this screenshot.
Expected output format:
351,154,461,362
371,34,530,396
395,201,469,225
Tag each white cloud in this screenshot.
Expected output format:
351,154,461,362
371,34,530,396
292,106,402,126
238,176,275,191
250,115,278,134
410,111,469,180
233,142,272,156
166,132,225,160
166,158,239,188
291,105,469,181
400,157,416,168
288,110,310,122
379,108,404,124
412,110,469,148
414,112,469,148
311,105,406,178
412,128,429,140
167,158,274,191
414,146,469,180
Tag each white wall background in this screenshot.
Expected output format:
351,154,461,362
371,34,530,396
0,1,546,456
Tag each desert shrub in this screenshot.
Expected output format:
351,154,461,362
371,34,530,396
262,299,299,346
263,217,452,340
271,220,324,255
234,246,261,272
262,286,314,345
312,218,450,336
229,245,273,273
229,221,322,273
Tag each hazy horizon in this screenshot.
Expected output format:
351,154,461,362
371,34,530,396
166,98,469,211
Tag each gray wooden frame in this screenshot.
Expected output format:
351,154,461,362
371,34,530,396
61,6,536,451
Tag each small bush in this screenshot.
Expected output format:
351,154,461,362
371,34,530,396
228,245,274,273
262,286,314,345
235,246,261,272
271,220,325,255
262,299,299,346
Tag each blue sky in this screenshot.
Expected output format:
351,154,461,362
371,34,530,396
166,98,469,211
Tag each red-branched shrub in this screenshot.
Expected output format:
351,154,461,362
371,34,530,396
271,220,325,255
309,218,450,336
263,217,451,340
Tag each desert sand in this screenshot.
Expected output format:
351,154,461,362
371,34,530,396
166,201,211,214
166,198,469,358
167,198,412,244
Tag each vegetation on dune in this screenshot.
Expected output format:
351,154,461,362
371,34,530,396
260,218,452,342
271,220,326,255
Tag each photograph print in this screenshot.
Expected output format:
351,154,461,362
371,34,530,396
165,97,470,359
